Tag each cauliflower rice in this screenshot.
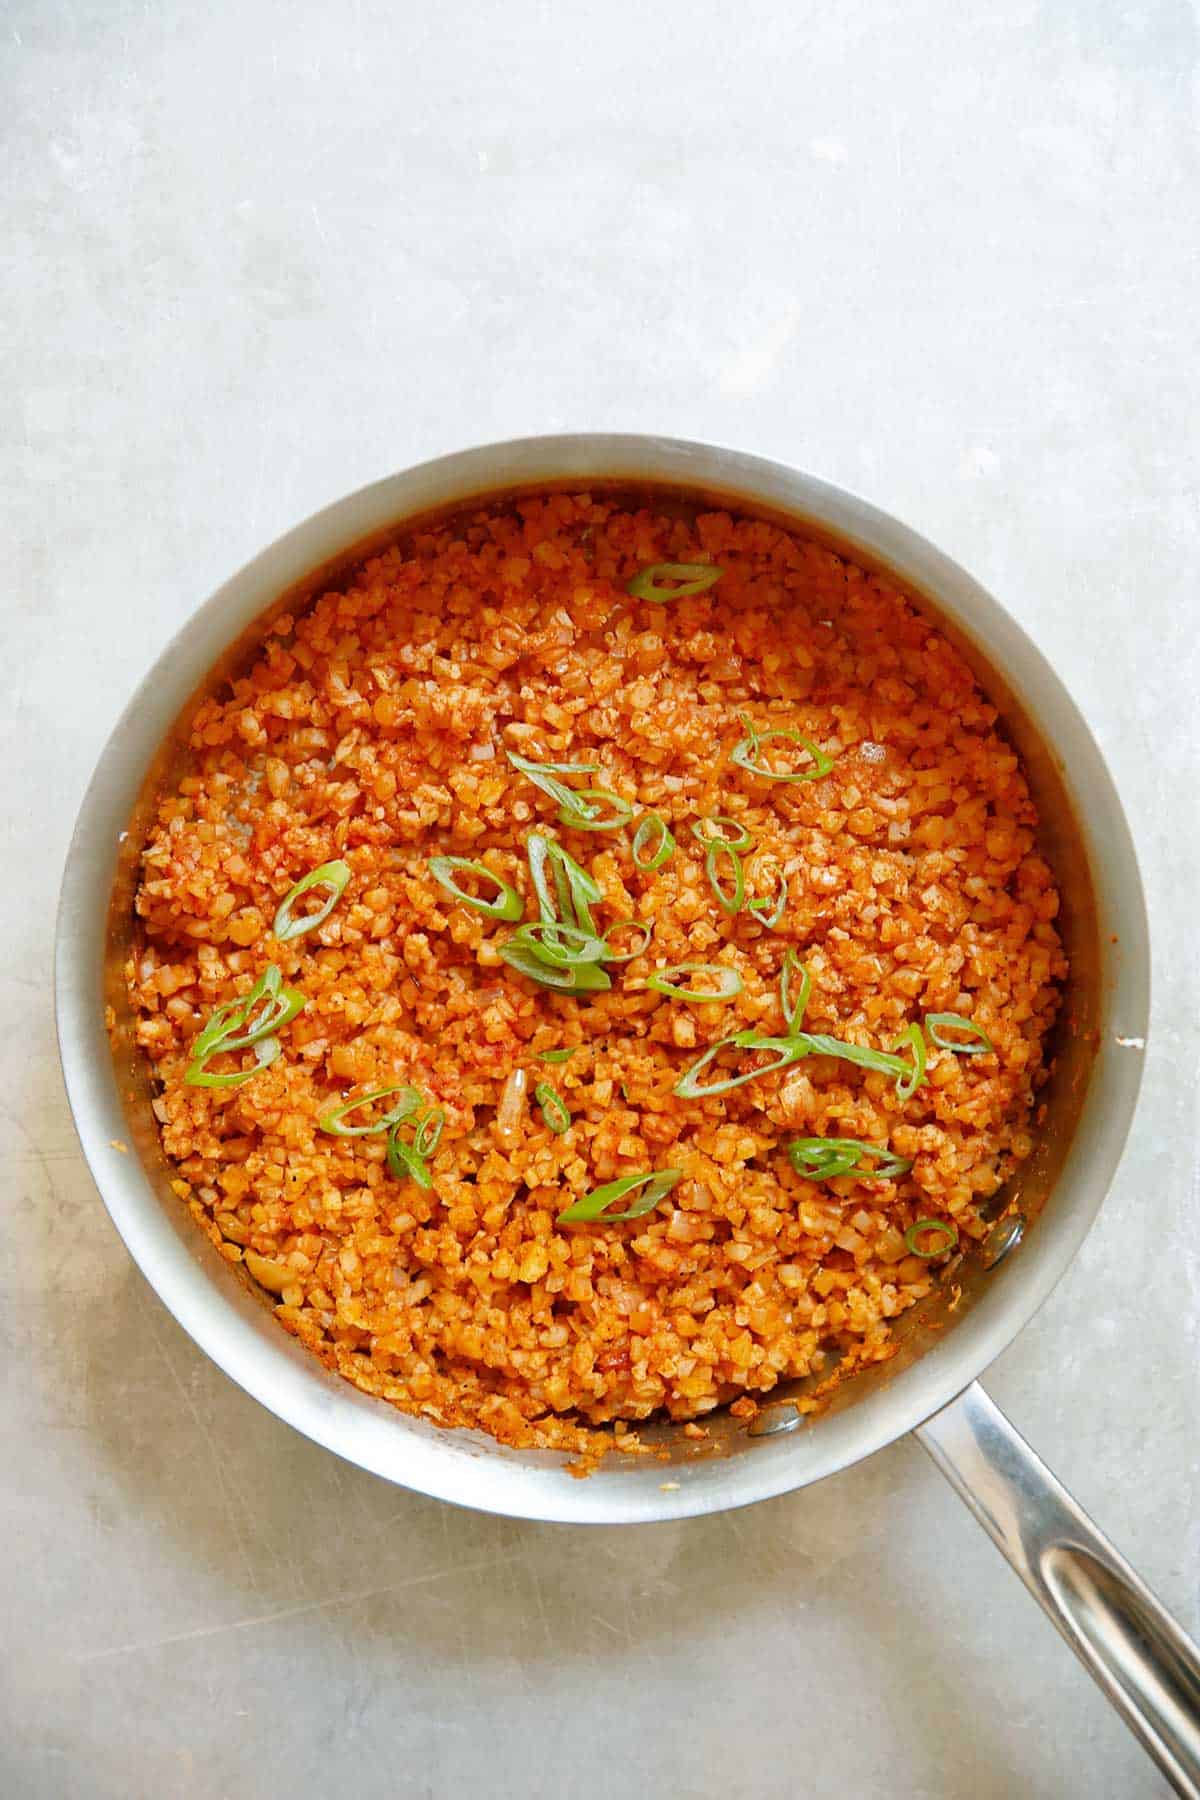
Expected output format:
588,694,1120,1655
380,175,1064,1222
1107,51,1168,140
128,490,1066,1461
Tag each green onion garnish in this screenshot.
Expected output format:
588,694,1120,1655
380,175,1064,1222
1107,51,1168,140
631,812,675,871
386,1123,433,1189
926,1013,995,1055
500,936,612,992
646,963,744,1002
185,1034,281,1089
534,1081,571,1134
730,715,835,784
794,1031,909,1082
557,1167,684,1223
904,1218,959,1258
539,1047,579,1063
780,951,812,1036
626,563,722,602
413,1106,445,1158
508,919,609,967
891,1023,928,1100
704,843,745,915
527,833,601,934
600,918,654,963
557,788,634,832
673,1030,808,1099
507,751,600,820
787,1138,914,1181
192,965,303,1061
690,815,755,853
272,860,352,942
428,856,524,921
747,869,788,929
318,1084,423,1137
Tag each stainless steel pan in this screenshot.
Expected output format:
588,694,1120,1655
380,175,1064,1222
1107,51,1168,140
55,436,1200,1794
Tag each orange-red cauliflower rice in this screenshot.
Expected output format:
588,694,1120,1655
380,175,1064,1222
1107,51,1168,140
128,491,1066,1461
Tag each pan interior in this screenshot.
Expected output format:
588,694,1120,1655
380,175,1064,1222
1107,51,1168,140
97,467,1115,1495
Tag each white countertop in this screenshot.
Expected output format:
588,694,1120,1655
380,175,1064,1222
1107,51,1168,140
6,3,1199,1794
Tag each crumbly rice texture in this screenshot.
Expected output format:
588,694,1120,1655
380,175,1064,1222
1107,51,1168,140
128,492,1066,1465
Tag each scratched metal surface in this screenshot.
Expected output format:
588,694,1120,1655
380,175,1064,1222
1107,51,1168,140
4,2,1199,1795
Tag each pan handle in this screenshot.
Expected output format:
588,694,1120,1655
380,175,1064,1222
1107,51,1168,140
916,1382,1200,1798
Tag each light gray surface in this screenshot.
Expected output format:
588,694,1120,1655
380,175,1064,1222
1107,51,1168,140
3,2,1198,1796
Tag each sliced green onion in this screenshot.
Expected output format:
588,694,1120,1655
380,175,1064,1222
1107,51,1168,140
527,833,601,934
730,716,835,784
600,918,654,963
891,1023,928,1100
318,1084,423,1137
673,1030,807,1099
185,1035,281,1089
558,1168,683,1223
627,563,722,602
904,1218,959,1258
557,787,634,832
926,1012,995,1055
193,965,303,1060
780,951,812,1036
704,843,745,915
539,1046,579,1063
508,919,609,968
507,751,600,820
787,1138,914,1181
273,860,352,941
534,1082,572,1135
646,963,744,1002
386,1125,433,1189
689,815,755,853
428,856,524,921
500,936,612,992
747,869,789,928
631,812,675,871
792,1031,909,1080
413,1106,445,1158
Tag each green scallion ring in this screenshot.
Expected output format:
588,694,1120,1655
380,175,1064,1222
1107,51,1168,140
507,751,601,820
645,963,744,1002
508,919,609,968
673,1030,807,1099
780,950,812,1036
904,1218,959,1258
557,787,634,832
500,935,612,993
891,1022,928,1100
925,1012,995,1055
318,1084,423,1137
413,1106,445,1158
527,833,601,933
600,918,654,964
790,1031,908,1080
747,868,788,929
193,964,303,1060
557,1167,683,1224
730,719,835,784
534,1081,572,1135
631,811,675,871
184,1034,281,1090
704,843,745,915
626,563,723,602
539,1046,579,1063
386,1125,433,1189
273,860,352,942
428,856,524,922
787,1137,913,1181
689,815,755,853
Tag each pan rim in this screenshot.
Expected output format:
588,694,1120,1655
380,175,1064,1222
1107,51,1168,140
54,432,1150,1524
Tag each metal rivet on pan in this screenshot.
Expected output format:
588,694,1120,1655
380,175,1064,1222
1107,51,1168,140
982,1213,1025,1269
747,1404,803,1439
